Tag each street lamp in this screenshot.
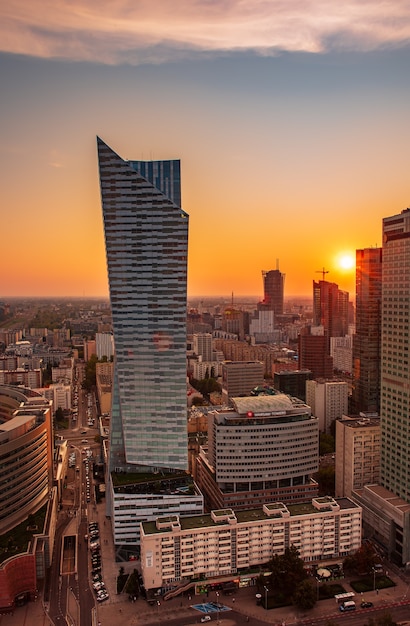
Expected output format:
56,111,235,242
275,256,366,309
264,585,269,610
216,591,220,624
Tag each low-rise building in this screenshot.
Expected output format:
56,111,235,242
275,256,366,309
140,497,362,592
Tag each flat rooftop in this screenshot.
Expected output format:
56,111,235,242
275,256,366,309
142,497,359,535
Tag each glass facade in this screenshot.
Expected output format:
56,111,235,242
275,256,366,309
381,210,410,502
97,138,189,473
352,247,382,413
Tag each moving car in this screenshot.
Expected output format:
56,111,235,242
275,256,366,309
339,600,356,612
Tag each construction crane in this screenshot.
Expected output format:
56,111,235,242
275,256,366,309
316,267,329,281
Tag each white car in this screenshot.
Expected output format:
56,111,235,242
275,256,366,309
201,617,211,623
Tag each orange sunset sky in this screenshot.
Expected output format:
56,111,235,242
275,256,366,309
1,1,410,301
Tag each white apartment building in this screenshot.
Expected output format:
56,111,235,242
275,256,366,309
108,474,203,550
335,416,380,498
49,383,72,412
330,335,353,374
140,497,362,591
192,360,222,380
193,333,213,362
52,365,73,383
249,309,276,344
95,332,114,360
306,380,348,433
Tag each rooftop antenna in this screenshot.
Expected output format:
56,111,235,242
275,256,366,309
231,291,234,307
276,258,279,271
316,267,329,281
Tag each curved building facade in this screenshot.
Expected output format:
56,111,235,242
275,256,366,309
0,386,53,534
198,394,319,510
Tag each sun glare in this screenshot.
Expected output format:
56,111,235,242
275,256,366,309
338,254,355,271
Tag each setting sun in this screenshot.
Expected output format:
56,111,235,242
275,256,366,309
337,254,355,271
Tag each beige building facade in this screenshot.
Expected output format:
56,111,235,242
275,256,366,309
140,497,362,592
335,415,380,498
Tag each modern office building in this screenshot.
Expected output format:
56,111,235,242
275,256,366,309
140,497,362,593
273,369,312,402
197,395,319,510
221,360,264,402
260,266,285,317
98,138,201,554
306,379,349,434
335,415,380,498
351,247,382,414
298,327,334,380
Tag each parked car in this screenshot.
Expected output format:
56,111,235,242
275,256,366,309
201,617,211,623
361,601,373,608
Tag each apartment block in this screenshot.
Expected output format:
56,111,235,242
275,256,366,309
140,497,362,591
335,416,380,498
306,379,348,433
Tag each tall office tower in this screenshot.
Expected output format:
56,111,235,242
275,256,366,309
351,248,382,414
313,279,349,343
260,265,285,316
98,137,188,474
381,209,410,501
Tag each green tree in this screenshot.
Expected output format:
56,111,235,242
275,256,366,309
316,466,335,496
266,545,307,602
55,407,64,422
343,543,377,574
83,354,98,391
319,433,335,455
292,578,317,610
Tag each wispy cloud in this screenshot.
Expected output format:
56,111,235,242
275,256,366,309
1,0,410,64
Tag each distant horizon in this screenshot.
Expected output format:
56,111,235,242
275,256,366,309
0,293,314,302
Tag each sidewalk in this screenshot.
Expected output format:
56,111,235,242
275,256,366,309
1,490,409,626
96,568,410,626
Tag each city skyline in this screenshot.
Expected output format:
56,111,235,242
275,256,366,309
1,2,410,298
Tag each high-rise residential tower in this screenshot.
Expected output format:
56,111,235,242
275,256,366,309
98,137,189,475
352,248,382,414
98,139,204,555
